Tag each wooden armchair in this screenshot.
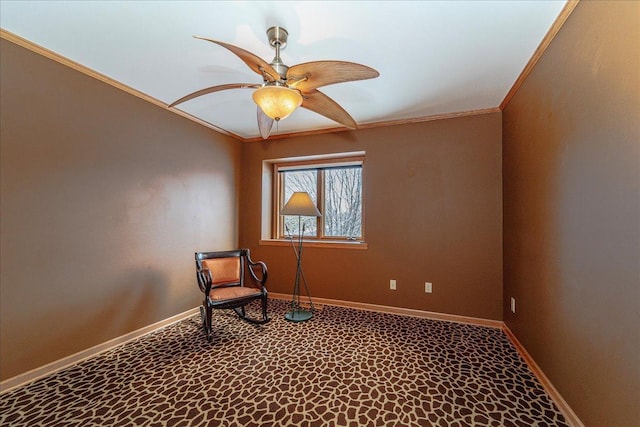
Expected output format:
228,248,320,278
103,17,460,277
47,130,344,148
195,249,270,341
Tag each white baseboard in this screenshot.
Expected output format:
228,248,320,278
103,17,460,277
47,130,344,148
502,325,584,427
269,292,504,328
0,307,199,394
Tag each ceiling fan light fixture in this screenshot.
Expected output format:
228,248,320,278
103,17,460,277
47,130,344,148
252,85,302,121
172,27,379,137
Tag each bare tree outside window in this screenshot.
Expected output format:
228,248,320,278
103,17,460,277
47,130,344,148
280,164,363,240
324,167,362,238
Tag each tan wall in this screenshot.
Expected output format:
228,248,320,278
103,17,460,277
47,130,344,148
502,1,640,425
241,113,503,320
0,39,241,380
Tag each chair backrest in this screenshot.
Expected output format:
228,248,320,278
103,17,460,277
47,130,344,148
195,250,244,289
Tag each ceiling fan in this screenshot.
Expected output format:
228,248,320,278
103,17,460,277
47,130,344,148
169,27,380,139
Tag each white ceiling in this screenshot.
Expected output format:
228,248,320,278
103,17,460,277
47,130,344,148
0,1,568,140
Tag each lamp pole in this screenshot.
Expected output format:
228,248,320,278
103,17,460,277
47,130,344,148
281,192,320,322
285,218,313,322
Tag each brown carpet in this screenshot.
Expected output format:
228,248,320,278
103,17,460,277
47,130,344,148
0,299,568,426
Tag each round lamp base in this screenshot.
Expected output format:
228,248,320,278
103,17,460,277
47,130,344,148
284,310,313,322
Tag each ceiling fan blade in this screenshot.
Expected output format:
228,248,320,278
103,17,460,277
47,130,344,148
257,107,274,139
168,83,259,107
301,89,357,129
194,36,281,82
287,61,379,91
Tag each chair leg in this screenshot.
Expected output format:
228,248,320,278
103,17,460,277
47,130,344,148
202,301,212,341
261,295,269,323
233,306,246,319
237,297,270,324
199,305,206,331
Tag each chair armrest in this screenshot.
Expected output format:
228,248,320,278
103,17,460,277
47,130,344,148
247,261,268,287
196,267,213,294
243,249,268,287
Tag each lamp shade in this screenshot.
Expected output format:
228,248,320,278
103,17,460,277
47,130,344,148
252,85,303,121
281,192,321,217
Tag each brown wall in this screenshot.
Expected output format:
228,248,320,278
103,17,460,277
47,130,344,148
241,113,503,320
0,39,241,380
502,1,640,426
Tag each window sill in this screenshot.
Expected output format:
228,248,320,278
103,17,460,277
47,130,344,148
259,239,368,250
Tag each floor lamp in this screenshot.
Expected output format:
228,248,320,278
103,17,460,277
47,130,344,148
281,191,321,322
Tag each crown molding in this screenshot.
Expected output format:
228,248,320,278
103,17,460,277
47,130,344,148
2,0,578,144
0,29,238,139
500,0,580,110
243,107,502,142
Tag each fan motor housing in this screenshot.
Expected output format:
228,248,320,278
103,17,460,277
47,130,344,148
267,26,288,48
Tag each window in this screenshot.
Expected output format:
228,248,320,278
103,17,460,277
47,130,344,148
273,155,364,242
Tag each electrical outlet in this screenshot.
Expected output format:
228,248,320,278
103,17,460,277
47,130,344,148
511,297,516,313
390,279,397,290
424,282,432,293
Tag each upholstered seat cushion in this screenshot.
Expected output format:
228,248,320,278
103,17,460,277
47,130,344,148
209,286,261,301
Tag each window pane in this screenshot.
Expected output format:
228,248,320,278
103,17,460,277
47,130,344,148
323,166,362,238
282,170,318,237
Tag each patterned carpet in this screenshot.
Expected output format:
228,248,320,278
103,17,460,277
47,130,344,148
0,299,568,427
